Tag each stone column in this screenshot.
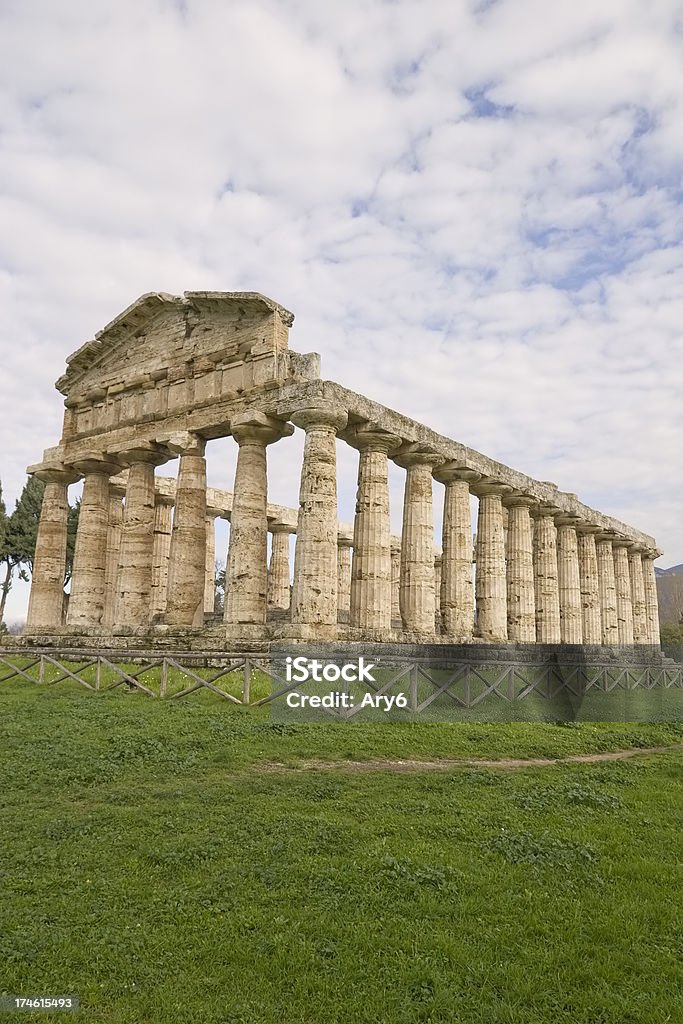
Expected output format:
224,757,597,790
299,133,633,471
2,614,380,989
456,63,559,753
556,515,583,644
268,523,293,611
641,548,662,646
503,494,536,643
102,485,124,628
433,555,442,629
347,426,400,632
336,536,353,619
596,534,619,644
165,436,207,627
628,545,648,644
390,540,401,623
472,480,510,642
67,458,122,627
290,404,347,632
150,494,174,618
576,524,602,644
502,505,509,553
26,466,79,629
532,507,561,644
435,466,478,642
394,447,444,633
225,411,293,628
116,446,168,628
613,539,634,644
204,509,221,617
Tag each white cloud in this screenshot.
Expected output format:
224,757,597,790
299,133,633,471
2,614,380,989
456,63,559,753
1,0,682,621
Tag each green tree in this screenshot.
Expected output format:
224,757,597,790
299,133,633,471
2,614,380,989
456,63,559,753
64,499,80,587
0,525,18,627
0,477,79,628
661,622,683,644
0,480,6,634
7,476,45,575
0,479,7,558
0,476,45,626
214,558,225,615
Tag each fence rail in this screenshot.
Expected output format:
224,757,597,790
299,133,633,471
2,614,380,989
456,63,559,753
1,648,682,714
0,649,271,703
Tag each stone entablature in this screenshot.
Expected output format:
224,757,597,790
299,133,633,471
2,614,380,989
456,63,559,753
25,291,663,647
44,376,655,551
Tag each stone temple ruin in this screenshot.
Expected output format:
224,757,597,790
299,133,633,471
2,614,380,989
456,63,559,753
24,291,662,650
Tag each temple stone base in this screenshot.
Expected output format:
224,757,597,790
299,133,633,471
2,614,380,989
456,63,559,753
2,631,675,667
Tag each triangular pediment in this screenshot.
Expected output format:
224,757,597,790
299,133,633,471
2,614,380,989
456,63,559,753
56,291,294,399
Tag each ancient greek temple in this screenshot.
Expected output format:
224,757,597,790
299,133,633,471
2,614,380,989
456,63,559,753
25,291,662,648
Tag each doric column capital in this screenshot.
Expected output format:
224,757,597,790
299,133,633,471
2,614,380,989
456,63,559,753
575,521,601,536
337,533,354,548
470,477,513,499
206,504,224,520
530,502,562,519
231,410,294,446
595,531,619,545
393,444,444,470
289,402,348,433
29,464,81,486
641,546,663,560
610,535,632,550
502,490,536,509
110,480,127,500
116,443,170,468
433,462,481,485
554,513,582,528
268,520,296,535
157,431,206,457
72,456,123,478
342,423,402,454
154,492,175,508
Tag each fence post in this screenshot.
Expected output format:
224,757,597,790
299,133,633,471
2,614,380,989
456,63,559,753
410,663,418,713
160,659,168,698
243,658,251,705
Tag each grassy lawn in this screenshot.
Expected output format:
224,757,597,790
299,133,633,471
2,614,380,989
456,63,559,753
0,678,682,1023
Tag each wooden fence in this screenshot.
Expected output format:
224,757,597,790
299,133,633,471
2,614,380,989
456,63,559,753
1,648,681,716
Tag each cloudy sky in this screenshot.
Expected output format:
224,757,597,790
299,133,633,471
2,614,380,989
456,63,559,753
1,0,682,621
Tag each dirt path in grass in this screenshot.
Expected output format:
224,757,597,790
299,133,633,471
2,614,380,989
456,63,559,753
260,743,683,773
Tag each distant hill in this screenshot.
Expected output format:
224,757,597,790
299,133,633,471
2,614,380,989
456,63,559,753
655,564,683,576
657,569,683,625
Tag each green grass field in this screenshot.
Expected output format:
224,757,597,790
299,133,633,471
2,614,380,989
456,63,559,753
1,678,682,1023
